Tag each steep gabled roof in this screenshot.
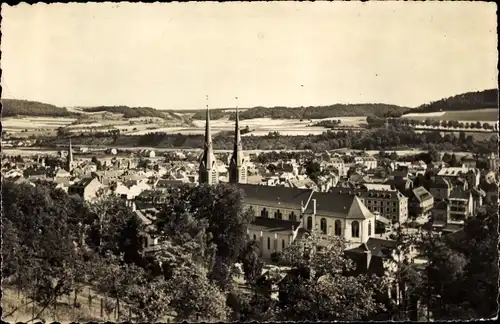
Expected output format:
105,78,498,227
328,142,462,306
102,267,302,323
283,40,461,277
346,196,375,220
235,183,314,212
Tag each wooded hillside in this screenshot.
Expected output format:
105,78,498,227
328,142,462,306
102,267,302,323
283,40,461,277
413,89,498,113
2,99,79,117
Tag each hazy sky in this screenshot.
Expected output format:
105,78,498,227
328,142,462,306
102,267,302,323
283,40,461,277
1,2,497,110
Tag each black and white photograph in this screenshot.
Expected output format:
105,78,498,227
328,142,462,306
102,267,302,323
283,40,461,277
1,1,498,322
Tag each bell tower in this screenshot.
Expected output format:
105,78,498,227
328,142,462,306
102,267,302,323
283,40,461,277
229,97,248,184
199,96,219,185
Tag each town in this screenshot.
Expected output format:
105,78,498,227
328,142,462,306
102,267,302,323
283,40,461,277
2,102,499,322
2,2,498,323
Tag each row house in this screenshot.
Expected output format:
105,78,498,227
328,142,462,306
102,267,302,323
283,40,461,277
408,186,434,220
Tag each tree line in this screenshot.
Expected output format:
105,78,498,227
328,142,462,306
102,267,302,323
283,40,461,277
367,116,497,131
38,124,498,156
191,104,410,120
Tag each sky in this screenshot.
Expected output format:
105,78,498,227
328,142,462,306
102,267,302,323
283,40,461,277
1,2,498,110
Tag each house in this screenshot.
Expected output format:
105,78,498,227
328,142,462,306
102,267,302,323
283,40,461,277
408,186,434,220
431,200,450,231
362,156,378,170
68,177,104,201
448,188,474,224
429,176,452,201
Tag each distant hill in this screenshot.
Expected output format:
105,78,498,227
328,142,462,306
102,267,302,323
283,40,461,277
1,99,79,118
82,106,169,119
412,89,498,113
188,104,411,120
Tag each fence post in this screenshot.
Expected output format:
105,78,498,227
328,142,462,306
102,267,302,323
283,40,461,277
100,298,103,319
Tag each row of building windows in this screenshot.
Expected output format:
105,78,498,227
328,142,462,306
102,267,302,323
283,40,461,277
254,207,298,221
365,200,398,207
305,217,371,238
367,206,398,213
253,235,287,250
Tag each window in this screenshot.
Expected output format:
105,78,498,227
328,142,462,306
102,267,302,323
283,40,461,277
289,211,297,221
261,208,269,218
351,221,360,238
275,209,283,220
368,221,372,236
282,239,286,250
307,216,313,230
248,206,255,216
267,237,271,250
392,208,397,213
253,234,256,241
320,218,327,234
386,207,390,212
335,220,342,236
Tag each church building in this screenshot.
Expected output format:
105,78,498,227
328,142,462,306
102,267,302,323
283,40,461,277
198,101,376,259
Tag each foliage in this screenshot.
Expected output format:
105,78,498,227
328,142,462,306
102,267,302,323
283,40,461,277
276,231,386,321
239,240,264,284
83,105,168,119
154,184,254,289
412,89,498,113
167,262,229,322
191,104,410,120
2,99,79,117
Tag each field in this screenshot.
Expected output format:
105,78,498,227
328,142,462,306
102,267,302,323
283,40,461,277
128,116,367,137
401,108,498,122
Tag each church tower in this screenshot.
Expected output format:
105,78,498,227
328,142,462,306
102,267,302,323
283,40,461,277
199,97,219,185
67,138,74,172
229,98,248,184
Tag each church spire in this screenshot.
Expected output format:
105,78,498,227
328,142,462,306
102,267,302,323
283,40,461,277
229,97,248,184
199,95,218,184
67,137,74,172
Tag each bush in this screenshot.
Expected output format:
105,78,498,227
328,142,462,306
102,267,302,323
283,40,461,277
270,251,282,263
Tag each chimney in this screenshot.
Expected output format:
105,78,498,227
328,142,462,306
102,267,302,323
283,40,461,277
131,201,136,212
300,200,305,213
312,199,317,215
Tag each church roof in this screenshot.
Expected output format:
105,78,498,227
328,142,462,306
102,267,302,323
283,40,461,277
235,183,314,213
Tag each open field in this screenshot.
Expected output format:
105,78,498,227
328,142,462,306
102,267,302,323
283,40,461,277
128,116,367,136
401,108,498,122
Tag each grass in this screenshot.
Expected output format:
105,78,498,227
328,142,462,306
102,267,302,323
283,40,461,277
402,108,498,121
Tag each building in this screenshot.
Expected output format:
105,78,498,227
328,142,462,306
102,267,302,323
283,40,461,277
66,138,75,172
235,183,377,258
330,184,409,224
488,152,498,172
431,200,450,231
362,156,378,170
198,105,219,185
68,177,104,201
429,176,452,201
448,188,474,224
408,186,434,220
229,107,248,183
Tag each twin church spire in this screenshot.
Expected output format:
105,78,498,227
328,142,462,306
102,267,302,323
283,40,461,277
199,96,247,185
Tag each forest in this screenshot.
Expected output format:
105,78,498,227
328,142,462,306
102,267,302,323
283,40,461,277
2,99,79,117
2,181,497,322
412,89,498,113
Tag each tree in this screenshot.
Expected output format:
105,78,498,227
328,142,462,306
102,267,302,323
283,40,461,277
167,262,229,322
154,184,254,289
239,240,264,285
275,231,386,321
303,160,323,183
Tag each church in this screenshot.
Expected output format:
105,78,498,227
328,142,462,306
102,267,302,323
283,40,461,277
199,103,377,259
